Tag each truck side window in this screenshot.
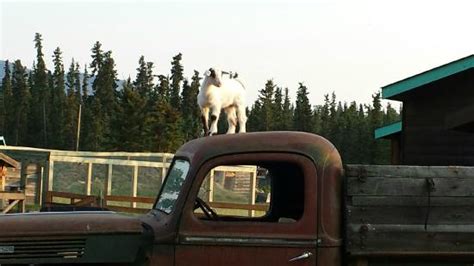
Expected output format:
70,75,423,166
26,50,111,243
194,162,304,223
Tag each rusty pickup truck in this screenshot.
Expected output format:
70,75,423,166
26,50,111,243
1,131,474,265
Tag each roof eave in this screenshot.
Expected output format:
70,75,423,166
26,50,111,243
382,55,474,100
374,121,402,140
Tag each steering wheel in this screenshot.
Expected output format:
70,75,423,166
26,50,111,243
194,197,219,220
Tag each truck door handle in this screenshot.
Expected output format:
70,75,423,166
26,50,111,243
289,251,313,262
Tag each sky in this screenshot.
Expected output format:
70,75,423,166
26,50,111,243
1,0,473,108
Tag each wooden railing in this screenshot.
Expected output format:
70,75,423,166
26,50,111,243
44,191,268,215
0,191,26,213
209,202,269,211
44,191,100,207
104,195,155,214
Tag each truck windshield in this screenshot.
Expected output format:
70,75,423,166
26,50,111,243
155,159,190,214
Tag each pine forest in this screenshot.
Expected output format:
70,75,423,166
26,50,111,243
0,33,400,164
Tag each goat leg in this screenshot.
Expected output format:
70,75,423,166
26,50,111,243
208,114,218,136
201,115,209,136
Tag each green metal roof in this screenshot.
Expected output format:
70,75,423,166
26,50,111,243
382,55,474,99
374,121,402,139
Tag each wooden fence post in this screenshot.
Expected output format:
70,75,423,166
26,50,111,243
132,165,138,208
41,163,49,206
106,164,113,196
48,159,54,191
36,165,44,205
161,156,167,184
249,169,257,217
41,156,54,205
86,162,92,196
208,169,215,203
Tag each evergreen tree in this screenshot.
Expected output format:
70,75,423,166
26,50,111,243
341,101,359,163
133,55,154,99
180,71,202,140
78,65,90,150
64,59,81,150
384,102,400,124
1,60,13,142
88,50,118,150
329,97,345,151
50,47,67,148
66,59,77,94
356,104,370,164
170,53,184,109
281,88,293,130
113,78,148,151
147,98,184,152
293,83,313,132
82,64,89,104
368,92,387,164
312,105,322,134
328,92,338,140
73,63,81,103
30,33,50,147
11,60,31,145
83,99,104,151
247,101,262,132
157,75,171,102
272,87,284,130
0,67,5,136
257,80,276,131
320,94,331,137
90,41,103,76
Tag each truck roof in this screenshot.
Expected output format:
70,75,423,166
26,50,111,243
175,131,340,171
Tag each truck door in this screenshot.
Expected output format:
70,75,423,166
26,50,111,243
176,153,318,266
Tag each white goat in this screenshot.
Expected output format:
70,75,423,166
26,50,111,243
197,68,247,136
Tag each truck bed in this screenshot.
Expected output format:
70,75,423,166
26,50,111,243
345,164,474,264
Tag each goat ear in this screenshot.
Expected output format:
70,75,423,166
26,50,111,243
209,68,217,78
204,70,211,77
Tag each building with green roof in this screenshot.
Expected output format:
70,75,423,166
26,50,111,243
375,54,474,165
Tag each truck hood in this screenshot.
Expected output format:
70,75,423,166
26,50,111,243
0,211,153,264
0,211,144,237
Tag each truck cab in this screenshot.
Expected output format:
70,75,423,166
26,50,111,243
144,131,343,265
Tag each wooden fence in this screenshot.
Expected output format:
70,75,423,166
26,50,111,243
44,165,260,215
47,152,173,208
0,146,173,207
0,146,262,215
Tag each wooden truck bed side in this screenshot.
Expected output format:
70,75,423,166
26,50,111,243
345,164,474,265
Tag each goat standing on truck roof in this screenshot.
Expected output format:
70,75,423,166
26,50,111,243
197,68,247,136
